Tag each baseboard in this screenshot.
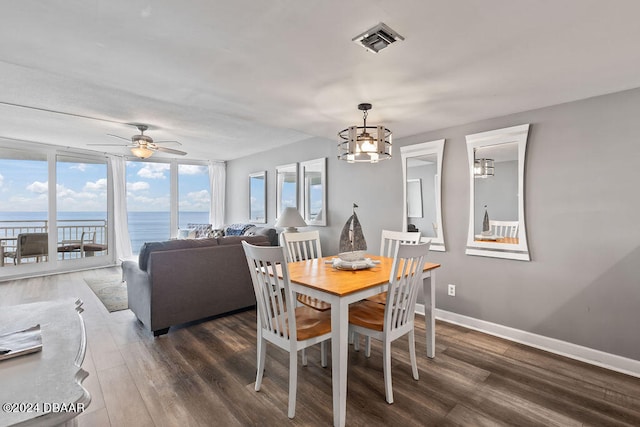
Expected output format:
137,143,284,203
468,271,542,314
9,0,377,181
415,304,640,378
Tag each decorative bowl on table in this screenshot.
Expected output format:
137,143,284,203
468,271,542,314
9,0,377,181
338,250,366,262
332,257,376,270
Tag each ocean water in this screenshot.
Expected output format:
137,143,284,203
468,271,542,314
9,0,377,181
0,211,209,254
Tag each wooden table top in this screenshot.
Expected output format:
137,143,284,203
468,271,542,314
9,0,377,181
286,254,440,297
475,237,519,244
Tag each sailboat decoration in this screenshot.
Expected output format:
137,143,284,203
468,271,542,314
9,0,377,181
481,205,492,237
338,203,367,261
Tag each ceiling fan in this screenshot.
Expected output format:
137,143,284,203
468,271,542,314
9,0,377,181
89,124,187,159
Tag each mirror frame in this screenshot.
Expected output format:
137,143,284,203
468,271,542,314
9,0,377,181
275,163,298,220
299,157,327,226
401,139,446,251
465,124,530,261
249,170,267,224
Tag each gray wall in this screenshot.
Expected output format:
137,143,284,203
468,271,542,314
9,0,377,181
227,88,640,361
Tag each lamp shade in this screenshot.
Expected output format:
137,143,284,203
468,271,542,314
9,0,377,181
131,146,154,159
275,207,307,232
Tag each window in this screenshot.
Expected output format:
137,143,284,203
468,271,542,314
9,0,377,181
126,161,210,253
178,164,210,229
126,161,171,253
56,155,108,260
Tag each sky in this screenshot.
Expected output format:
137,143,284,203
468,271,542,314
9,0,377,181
0,157,210,213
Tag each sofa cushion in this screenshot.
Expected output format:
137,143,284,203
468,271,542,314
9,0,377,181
217,235,270,246
187,223,212,238
225,223,255,236
138,238,219,271
244,226,278,246
177,228,197,239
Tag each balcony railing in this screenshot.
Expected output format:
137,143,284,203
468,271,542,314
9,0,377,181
0,219,108,266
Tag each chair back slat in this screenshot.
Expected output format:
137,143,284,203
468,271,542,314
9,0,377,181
385,243,430,332
380,230,421,258
243,242,296,341
283,231,322,263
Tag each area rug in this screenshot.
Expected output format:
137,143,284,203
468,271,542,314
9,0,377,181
84,275,128,312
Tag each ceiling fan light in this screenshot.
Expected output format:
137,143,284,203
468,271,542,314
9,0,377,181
131,146,154,159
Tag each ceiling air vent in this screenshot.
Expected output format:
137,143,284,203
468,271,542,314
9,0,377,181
352,22,404,53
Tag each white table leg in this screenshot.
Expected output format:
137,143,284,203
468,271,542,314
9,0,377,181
331,297,349,427
423,271,436,358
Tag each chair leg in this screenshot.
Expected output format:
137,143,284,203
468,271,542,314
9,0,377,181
288,350,297,418
408,329,419,380
383,340,393,404
255,337,266,391
365,336,371,358
320,341,327,367
301,348,308,366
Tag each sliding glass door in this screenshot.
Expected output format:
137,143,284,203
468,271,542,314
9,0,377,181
57,155,109,261
0,148,49,270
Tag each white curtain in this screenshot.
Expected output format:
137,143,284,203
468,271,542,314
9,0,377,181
110,156,133,260
209,161,226,229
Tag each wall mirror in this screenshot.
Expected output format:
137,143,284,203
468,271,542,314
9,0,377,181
300,158,326,226
401,139,445,251
275,163,298,219
249,171,266,223
465,124,530,261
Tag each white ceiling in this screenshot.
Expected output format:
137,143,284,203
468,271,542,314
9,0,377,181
2,0,640,161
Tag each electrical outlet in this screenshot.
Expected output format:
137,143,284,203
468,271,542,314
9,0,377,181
447,284,456,297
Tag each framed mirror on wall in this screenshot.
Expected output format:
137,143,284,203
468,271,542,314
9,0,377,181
300,158,326,226
465,124,530,261
275,163,298,219
401,139,446,251
249,171,266,224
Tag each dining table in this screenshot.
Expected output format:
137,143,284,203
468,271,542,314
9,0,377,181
283,254,440,427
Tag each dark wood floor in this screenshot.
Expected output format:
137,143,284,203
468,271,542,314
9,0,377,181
1,267,639,426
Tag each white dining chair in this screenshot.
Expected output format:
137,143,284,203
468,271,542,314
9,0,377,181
379,229,422,258
282,231,331,312
365,230,421,306
242,241,331,419
355,230,423,352
282,231,331,365
490,220,519,238
348,242,430,404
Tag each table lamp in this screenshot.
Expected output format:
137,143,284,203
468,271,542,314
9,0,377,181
275,207,307,233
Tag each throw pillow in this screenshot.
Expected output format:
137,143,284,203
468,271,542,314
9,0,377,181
177,228,197,239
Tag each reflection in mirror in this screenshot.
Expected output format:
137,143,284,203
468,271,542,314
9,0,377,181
465,124,530,261
401,139,445,251
300,158,326,226
249,171,266,224
275,163,298,219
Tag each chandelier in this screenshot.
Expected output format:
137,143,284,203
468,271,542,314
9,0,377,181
338,103,392,163
474,158,495,178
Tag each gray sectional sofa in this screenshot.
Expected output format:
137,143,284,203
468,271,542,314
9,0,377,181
122,234,272,336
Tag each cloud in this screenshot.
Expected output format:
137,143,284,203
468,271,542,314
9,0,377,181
186,189,210,200
179,165,208,175
26,180,48,193
84,178,107,192
0,173,3,187
138,163,170,179
127,194,170,210
127,181,150,191
70,163,88,172
179,189,210,210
